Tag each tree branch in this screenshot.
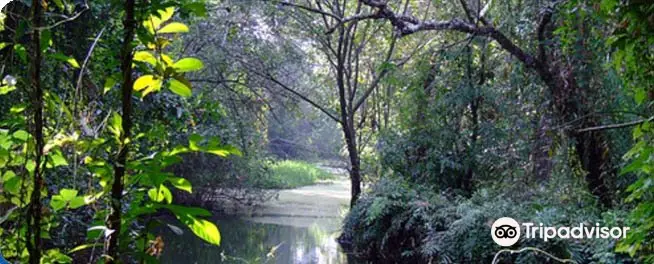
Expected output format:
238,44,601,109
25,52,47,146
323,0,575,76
265,74,343,124
274,0,342,20
359,0,555,90
576,116,654,133
353,35,396,112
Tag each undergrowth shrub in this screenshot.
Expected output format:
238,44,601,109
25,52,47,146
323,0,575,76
340,178,636,263
256,160,333,189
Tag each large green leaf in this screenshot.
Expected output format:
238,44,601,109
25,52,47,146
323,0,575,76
51,188,86,211
50,52,80,68
160,204,211,217
133,51,157,66
158,22,189,34
178,214,221,246
148,184,172,204
172,58,204,73
168,79,192,97
2,170,19,194
144,7,175,34
133,75,163,97
168,177,192,193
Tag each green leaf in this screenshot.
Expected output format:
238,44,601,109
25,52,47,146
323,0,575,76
178,214,221,246
189,134,202,151
51,189,85,211
48,150,68,168
168,177,192,193
160,204,211,217
635,89,647,105
133,75,163,97
69,243,103,254
52,0,65,10
184,3,207,17
133,51,157,66
103,76,117,95
144,7,175,34
148,185,172,204
12,130,30,142
41,29,52,52
14,44,27,63
44,249,73,263
205,146,239,157
173,58,204,72
2,171,19,194
69,197,86,209
158,22,189,34
0,85,16,95
109,112,123,139
60,189,78,200
169,78,192,97
50,52,80,68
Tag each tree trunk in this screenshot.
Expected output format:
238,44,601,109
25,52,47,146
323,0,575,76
26,1,43,263
343,121,362,208
104,0,136,261
574,124,613,207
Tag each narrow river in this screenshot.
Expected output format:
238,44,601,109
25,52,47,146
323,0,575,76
160,172,352,264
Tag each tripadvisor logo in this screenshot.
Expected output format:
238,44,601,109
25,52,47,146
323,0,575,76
0,1,14,11
491,217,630,247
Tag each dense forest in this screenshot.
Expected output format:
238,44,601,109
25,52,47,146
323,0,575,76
0,0,652,263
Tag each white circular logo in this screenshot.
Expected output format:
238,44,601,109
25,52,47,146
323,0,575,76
0,1,14,11
491,217,520,247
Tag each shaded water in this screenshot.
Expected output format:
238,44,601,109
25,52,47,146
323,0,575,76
161,173,353,264
160,217,349,264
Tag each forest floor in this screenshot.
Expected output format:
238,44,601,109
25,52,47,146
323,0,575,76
244,166,350,231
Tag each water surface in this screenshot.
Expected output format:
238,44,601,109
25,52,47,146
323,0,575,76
161,174,352,264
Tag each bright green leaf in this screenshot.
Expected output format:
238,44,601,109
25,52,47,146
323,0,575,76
104,77,117,95
14,44,26,63
169,78,192,97
12,130,30,142
173,58,204,73
178,215,221,246
60,189,78,200
48,150,68,168
2,170,19,194
168,177,192,193
133,75,163,97
161,204,211,217
148,185,173,204
189,134,202,151
133,51,157,66
158,22,189,34
52,0,65,10
50,53,80,68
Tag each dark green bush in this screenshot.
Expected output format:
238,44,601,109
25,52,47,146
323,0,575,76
340,178,637,263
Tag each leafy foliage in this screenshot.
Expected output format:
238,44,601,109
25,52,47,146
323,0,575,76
255,160,333,189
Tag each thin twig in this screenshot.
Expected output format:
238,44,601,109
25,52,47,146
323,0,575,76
35,1,90,31
576,116,654,133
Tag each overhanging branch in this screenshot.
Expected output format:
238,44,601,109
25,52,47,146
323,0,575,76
359,0,554,90
265,74,343,124
576,116,654,133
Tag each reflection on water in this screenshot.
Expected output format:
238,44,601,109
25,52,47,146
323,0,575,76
160,217,350,264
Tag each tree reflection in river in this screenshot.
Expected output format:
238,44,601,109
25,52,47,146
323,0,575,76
159,217,350,264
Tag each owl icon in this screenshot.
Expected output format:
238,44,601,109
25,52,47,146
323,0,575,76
491,217,521,246
494,224,518,239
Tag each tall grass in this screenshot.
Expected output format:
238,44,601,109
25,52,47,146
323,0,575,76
260,160,334,189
